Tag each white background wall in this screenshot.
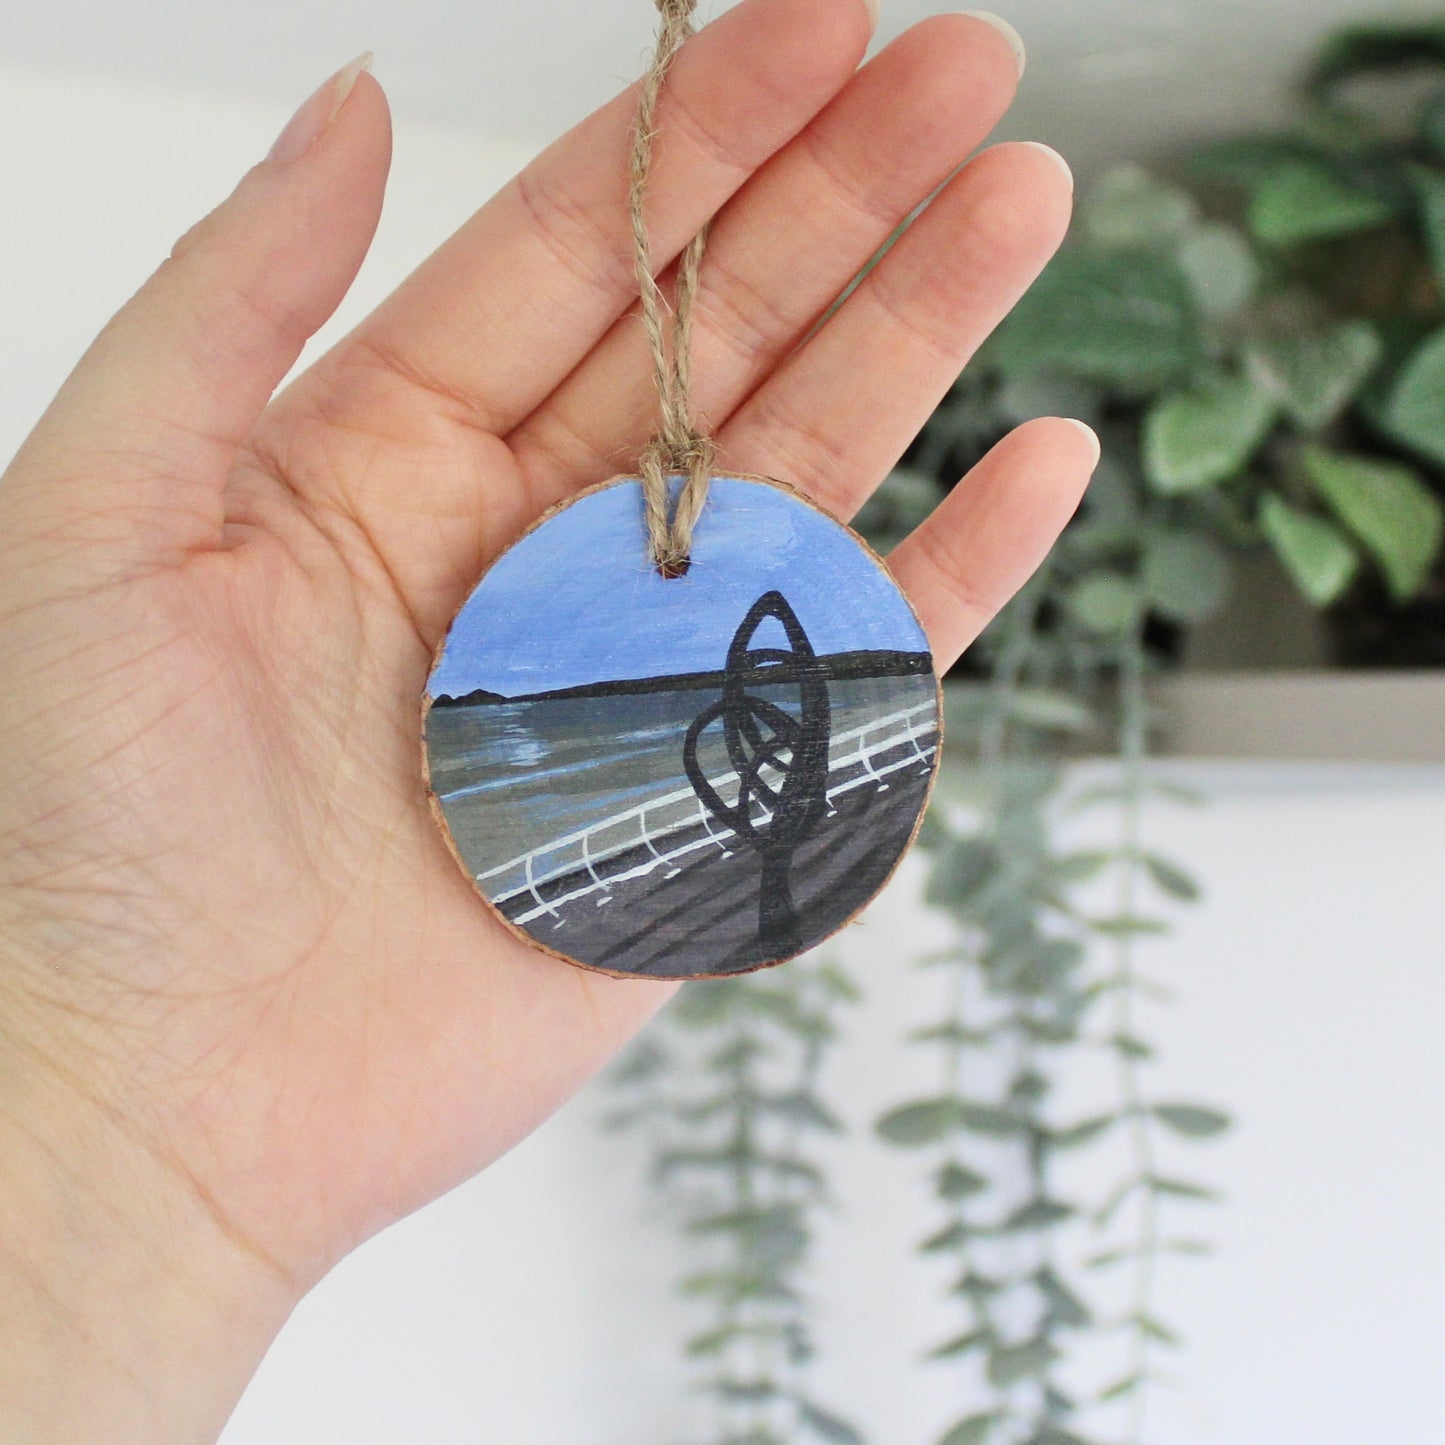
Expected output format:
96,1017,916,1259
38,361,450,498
0,64,538,468
3,24,1445,1445
214,763,1445,1445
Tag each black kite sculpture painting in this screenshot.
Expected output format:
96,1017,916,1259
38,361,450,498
422,474,941,979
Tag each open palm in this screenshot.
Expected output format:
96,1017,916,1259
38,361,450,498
0,0,1091,1386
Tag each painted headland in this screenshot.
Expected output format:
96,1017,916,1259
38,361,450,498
424,475,941,979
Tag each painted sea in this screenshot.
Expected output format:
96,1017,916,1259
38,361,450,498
426,663,939,976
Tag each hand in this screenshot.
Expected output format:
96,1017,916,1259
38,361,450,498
0,3,1092,1439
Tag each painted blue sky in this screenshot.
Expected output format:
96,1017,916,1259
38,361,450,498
429,477,930,698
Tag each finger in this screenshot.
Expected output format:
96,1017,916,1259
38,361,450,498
306,0,876,445
2,58,391,566
890,417,1099,670
716,140,1075,518
507,12,1021,503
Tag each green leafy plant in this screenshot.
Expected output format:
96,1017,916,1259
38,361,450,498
978,21,1445,638
610,22,1445,1445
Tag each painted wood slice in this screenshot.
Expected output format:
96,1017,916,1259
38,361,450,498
422,473,942,980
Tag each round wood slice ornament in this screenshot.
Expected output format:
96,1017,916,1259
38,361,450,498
422,472,942,980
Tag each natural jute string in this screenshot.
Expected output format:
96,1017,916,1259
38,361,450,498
630,0,714,577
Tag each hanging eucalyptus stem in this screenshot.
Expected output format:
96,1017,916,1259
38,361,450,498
607,958,865,1445
1108,620,1163,1437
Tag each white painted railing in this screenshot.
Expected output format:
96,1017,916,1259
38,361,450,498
467,701,938,929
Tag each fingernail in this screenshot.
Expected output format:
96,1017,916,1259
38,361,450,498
862,0,881,34
1064,418,1102,468
1019,140,1074,192
267,51,373,165
959,11,1026,79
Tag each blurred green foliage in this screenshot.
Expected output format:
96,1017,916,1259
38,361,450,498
862,20,1445,643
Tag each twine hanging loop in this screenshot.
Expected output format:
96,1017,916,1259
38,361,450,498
629,0,714,577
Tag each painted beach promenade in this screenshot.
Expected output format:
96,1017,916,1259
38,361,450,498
423,475,941,977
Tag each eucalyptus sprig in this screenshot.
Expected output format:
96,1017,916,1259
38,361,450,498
607,959,864,1445
870,583,1230,1445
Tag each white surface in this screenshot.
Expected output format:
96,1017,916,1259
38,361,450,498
218,763,1445,1445
6,0,1445,177
0,63,538,471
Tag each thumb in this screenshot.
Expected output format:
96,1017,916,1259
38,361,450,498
3,54,391,565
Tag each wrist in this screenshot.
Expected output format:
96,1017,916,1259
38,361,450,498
0,1018,298,1445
